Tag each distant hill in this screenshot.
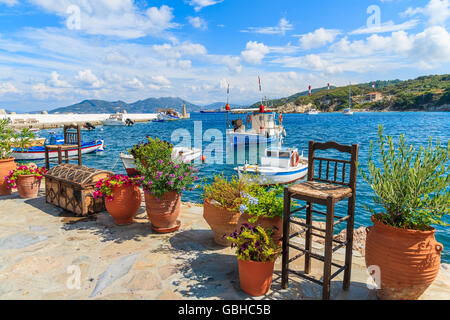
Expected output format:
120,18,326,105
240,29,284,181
203,102,243,110
49,97,202,114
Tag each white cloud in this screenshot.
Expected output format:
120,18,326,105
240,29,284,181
28,1,176,39
152,42,207,58
403,0,449,26
241,41,270,64
0,0,18,6
75,69,103,88
297,28,341,49
349,19,419,35
151,75,171,86
188,16,207,30
188,0,223,12
242,18,293,35
48,71,70,88
0,82,20,94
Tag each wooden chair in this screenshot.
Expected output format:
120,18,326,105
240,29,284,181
45,124,82,169
281,140,359,300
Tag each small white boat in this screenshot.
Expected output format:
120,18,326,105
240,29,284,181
343,108,353,115
306,109,319,115
235,147,308,186
120,147,203,176
102,114,126,126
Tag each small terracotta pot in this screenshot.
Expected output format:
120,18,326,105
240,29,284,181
238,259,275,296
365,215,443,300
0,158,16,196
16,174,41,199
238,213,283,244
144,191,181,230
203,200,241,246
105,185,142,225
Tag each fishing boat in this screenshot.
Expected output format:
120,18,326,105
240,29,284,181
226,105,285,146
157,109,181,121
235,147,308,185
102,114,126,126
306,108,319,115
120,147,203,176
11,137,47,148
12,135,105,160
343,108,353,115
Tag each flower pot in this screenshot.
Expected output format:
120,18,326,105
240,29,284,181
16,174,40,199
144,191,181,232
203,200,241,246
105,185,142,225
0,158,16,196
238,213,283,244
238,259,275,296
365,215,443,300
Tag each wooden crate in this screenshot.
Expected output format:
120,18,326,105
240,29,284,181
45,164,112,216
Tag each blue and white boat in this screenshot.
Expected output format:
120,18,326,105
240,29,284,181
12,135,105,160
235,147,308,185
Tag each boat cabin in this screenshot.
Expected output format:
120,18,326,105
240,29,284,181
261,147,299,169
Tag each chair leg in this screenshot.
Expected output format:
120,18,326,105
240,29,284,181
45,147,49,170
343,195,356,291
281,188,291,289
57,147,62,165
322,197,335,300
65,150,69,164
304,202,313,274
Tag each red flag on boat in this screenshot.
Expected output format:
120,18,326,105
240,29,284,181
308,85,312,96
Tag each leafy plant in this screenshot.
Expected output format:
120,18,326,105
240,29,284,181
239,185,284,223
0,119,36,159
227,224,280,263
93,174,143,201
6,164,47,189
203,174,256,212
133,137,199,199
360,125,450,230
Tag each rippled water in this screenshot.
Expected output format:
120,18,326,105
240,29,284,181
33,112,450,262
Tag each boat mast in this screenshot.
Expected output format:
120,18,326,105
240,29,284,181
349,82,352,109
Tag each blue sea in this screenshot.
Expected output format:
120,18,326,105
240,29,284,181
32,112,450,262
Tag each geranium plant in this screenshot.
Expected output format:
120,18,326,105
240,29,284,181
227,224,280,262
360,125,450,231
239,185,284,223
203,174,256,211
134,137,199,199
6,164,47,189
93,174,143,201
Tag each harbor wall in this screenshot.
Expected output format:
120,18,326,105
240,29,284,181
0,113,157,129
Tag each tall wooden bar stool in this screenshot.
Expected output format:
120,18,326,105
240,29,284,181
45,124,82,169
281,140,359,300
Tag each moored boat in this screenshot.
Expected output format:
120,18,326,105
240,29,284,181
102,114,126,126
306,108,319,115
235,147,308,186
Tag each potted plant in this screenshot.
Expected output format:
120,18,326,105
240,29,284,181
135,137,199,233
0,120,34,195
237,185,284,243
202,174,254,246
227,224,281,296
360,126,449,300
93,174,143,225
6,164,47,198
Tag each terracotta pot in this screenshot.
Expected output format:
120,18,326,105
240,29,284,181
365,215,443,300
203,200,241,246
238,213,283,244
0,158,16,196
105,185,142,225
16,174,41,199
238,259,275,296
144,191,181,230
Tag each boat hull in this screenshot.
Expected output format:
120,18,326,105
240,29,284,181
12,141,104,160
236,164,308,186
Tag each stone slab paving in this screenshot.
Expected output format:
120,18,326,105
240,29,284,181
0,192,448,300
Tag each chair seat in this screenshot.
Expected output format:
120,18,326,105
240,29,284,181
288,181,352,202
45,144,78,150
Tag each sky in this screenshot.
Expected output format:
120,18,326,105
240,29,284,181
0,0,449,112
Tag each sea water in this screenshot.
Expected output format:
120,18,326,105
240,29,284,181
33,112,450,262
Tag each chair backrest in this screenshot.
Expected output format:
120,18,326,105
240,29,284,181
63,124,81,147
307,141,359,191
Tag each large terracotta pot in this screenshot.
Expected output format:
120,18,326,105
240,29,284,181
144,191,181,231
0,158,16,196
16,174,41,199
203,200,241,246
238,259,275,296
238,213,283,244
365,215,443,300
105,185,142,225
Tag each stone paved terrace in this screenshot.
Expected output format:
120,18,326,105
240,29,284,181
0,191,449,300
